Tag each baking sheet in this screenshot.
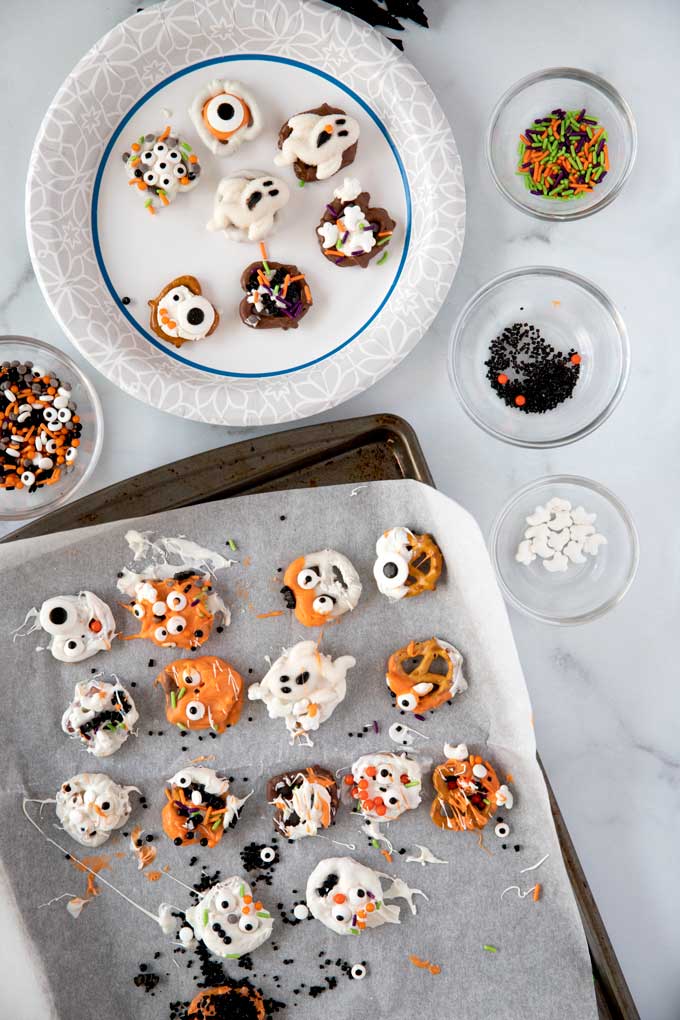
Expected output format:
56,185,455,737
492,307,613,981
0,479,597,1019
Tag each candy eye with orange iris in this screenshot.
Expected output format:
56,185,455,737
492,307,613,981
202,92,250,141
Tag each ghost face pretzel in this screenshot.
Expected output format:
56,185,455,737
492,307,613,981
206,171,290,242
373,527,443,599
156,656,244,733
148,276,219,349
387,638,467,714
430,745,513,832
281,549,362,626
37,591,116,663
276,104,360,182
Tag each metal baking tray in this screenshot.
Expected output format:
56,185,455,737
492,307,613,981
4,412,639,1020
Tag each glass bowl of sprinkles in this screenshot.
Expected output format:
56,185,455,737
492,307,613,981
487,67,637,220
490,475,639,624
0,336,103,521
448,267,630,448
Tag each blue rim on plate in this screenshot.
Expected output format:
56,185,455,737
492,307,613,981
92,54,412,379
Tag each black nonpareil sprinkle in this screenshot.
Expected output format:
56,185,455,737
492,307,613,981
485,321,581,413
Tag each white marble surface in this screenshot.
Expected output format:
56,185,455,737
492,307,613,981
0,0,677,1017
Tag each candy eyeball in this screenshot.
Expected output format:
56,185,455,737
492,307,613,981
190,80,262,158
167,149,181,164
62,637,85,660
141,150,155,165
376,555,409,588
297,568,319,590
331,902,352,925
175,772,192,788
183,668,201,687
351,963,367,980
154,141,167,156
133,603,145,619
154,625,168,642
143,170,158,186
494,821,510,838
348,886,368,905
185,700,205,721
203,93,250,140
173,163,187,179
238,913,259,933
397,692,417,711
167,591,187,611
312,594,335,615
167,616,186,635
215,893,233,913
260,846,276,864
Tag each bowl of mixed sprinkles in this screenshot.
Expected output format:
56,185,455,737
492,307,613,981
448,267,630,448
0,337,103,520
487,67,637,220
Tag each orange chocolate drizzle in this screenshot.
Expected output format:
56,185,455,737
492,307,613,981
431,752,502,832
162,784,230,849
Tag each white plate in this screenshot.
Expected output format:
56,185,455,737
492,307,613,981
26,0,465,426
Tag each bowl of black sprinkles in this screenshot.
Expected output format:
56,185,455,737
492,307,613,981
0,336,103,519
448,267,629,448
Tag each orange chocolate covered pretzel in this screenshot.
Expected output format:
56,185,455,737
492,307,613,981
121,573,224,651
387,637,467,714
155,656,244,733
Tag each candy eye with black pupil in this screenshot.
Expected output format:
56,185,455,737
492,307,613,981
296,569,319,589
312,594,335,615
495,821,510,838
202,93,249,141
185,701,205,720
173,164,187,178
141,150,154,164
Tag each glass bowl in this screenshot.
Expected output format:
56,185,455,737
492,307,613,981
0,337,103,521
487,67,637,221
490,475,639,625
448,267,629,448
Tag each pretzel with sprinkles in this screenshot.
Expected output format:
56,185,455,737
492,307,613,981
431,743,514,833
122,126,201,214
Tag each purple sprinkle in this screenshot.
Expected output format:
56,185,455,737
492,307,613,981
530,189,543,195
372,720,379,734
291,301,302,318
325,204,338,217
576,108,585,121
342,230,349,244
190,598,199,607
351,249,364,256
280,307,296,320
414,713,426,721
364,223,379,232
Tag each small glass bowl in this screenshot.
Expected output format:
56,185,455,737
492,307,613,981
0,337,103,521
448,267,629,448
490,475,639,625
487,67,637,221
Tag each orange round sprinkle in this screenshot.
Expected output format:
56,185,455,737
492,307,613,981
365,766,377,778
358,779,368,790
343,775,354,786
571,354,581,365
333,893,346,904
497,373,508,385
515,395,526,407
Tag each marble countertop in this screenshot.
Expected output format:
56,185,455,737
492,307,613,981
1,0,676,1016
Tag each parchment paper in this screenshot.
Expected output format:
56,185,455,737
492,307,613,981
0,480,597,1019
